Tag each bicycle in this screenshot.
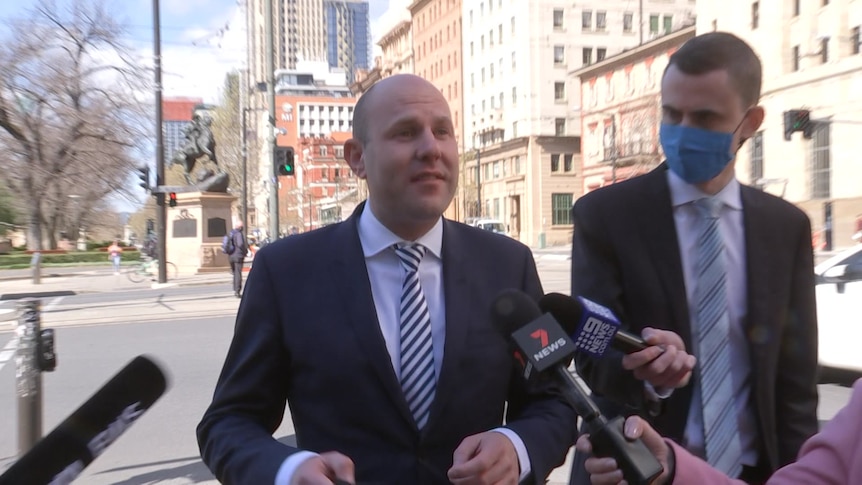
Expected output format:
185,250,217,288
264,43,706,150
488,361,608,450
126,257,178,283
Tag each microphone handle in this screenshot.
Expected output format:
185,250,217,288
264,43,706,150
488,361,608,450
553,367,663,485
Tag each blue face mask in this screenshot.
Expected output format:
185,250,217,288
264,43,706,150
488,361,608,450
660,122,744,184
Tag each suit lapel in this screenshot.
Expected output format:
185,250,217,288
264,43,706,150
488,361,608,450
328,204,416,427
635,167,693,346
426,221,470,430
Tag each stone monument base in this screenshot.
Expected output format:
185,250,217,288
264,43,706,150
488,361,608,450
166,191,236,275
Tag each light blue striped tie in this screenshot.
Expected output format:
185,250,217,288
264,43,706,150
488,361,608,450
394,243,436,429
693,198,743,478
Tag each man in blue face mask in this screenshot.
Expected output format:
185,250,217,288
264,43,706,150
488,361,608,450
568,32,819,485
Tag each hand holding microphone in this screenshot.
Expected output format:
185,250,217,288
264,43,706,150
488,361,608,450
491,290,663,485
539,293,695,391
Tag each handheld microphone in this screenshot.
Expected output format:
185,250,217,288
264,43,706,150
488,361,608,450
491,290,663,485
0,355,169,485
539,292,648,355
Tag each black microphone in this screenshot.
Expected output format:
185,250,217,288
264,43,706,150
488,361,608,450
539,292,648,355
0,355,169,485
491,290,663,485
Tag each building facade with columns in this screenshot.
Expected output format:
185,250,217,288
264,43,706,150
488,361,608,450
697,0,862,251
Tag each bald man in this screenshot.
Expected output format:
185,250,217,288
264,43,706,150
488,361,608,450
198,75,578,485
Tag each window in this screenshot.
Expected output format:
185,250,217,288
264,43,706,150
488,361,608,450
512,86,517,105
481,67,485,82
499,92,504,108
514,155,521,174
853,26,861,55
553,9,564,28
596,11,607,31
551,154,561,172
498,24,503,43
751,2,759,29
555,118,566,135
512,51,516,70
554,45,565,65
564,154,573,172
582,47,592,65
490,29,494,46
320,145,328,156
582,10,592,29
597,48,607,62
809,122,830,199
792,45,800,71
470,41,474,57
623,13,633,32
512,121,518,137
663,15,673,34
511,16,515,35
490,64,495,79
749,131,763,182
821,37,829,63
649,14,659,34
554,82,566,101
471,73,475,88
551,193,573,225
794,0,800,16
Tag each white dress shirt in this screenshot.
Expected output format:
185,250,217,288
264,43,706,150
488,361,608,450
666,170,758,467
275,204,531,484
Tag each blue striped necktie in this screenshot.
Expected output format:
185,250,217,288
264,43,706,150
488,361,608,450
693,197,743,478
394,243,436,429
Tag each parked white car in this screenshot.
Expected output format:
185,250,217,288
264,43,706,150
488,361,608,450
814,244,862,375
467,218,508,235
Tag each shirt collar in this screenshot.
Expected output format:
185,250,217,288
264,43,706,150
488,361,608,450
357,203,444,259
667,169,742,211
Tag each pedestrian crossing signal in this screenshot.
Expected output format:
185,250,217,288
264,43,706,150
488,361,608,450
169,192,177,207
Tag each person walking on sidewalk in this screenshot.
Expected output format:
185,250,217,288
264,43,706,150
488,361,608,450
108,240,123,275
225,222,247,298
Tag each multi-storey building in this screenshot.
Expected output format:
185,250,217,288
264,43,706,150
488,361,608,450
325,0,372,83
698,0,862,250
293,135,360,229
350,5,414,95
461,0,695,247
573,26,695,193
162,97,203,163
253,63,357,234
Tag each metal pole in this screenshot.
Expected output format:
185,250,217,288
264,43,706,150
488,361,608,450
16,299,42,453
265,0,279,239
476,149,482,217
639,0,644,45
153,0,167,284
240,70,249,233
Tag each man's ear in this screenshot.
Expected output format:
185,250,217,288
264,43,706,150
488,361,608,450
344,138,366,179
741,105,765,139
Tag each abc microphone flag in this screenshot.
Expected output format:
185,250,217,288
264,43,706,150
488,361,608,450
0,355,169,485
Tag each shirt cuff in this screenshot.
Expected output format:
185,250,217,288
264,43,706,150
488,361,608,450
274,450,319,485
644,381,674,401
492,428,531,482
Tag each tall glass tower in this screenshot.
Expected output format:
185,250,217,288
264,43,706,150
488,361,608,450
324,0,371,83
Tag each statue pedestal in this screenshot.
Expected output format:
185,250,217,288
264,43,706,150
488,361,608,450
166,192,236,275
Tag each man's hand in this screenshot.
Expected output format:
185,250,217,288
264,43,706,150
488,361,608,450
291,451,355,485
621,327,695,390
448,431,520,485
575,416,672,485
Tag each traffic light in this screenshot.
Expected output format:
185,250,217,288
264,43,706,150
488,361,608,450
168,192,177,207
783,109,813,140
275,146,296,176
136,166,150,192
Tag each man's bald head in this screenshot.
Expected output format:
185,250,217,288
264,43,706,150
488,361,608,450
352,74,443,144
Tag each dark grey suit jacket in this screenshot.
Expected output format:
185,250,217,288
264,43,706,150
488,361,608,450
198,203,578,484
570,165,818,472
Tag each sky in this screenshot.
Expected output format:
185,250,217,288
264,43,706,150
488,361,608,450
0,0,392,103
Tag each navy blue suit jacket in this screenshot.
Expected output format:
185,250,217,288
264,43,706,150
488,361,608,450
198,204,578,484
570,165,818,471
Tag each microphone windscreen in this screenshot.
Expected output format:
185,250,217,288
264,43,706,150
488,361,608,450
490,289,542,335
0,355,169,485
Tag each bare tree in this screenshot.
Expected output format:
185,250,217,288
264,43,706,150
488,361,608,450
0,0,149,249
210,71,261,215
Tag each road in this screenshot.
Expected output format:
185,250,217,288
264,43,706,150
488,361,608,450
0,257,855,484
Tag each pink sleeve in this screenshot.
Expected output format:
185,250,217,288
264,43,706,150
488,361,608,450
766,379,862,485
668,441,745,485
672,379,862,485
